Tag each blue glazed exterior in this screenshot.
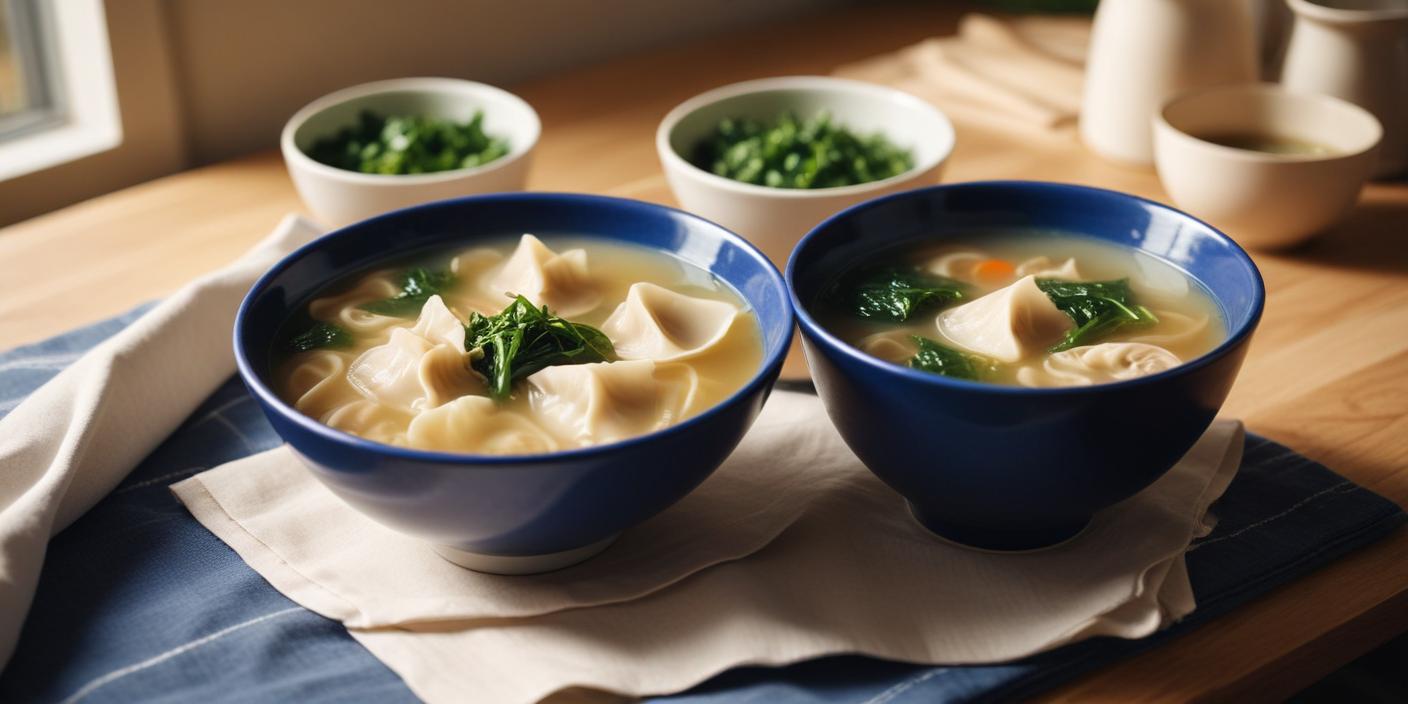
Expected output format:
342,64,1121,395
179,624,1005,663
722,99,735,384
235,193,793,557
788,181,1264,550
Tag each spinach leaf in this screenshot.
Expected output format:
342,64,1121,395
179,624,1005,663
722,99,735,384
907,336,992,381
288,321,353,352
1036,278,1158,352
835,267,965,322
690,111,913,189
359,267,457,317
464,295,615,401
306,110,510,175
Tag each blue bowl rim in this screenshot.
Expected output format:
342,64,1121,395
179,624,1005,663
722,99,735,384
234,191,795,466
785,179,1266,396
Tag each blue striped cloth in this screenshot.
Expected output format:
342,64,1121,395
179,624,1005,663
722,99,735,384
0,306,1401,704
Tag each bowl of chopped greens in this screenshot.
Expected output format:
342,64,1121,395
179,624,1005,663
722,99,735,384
282,77,539,227
657,76,955,266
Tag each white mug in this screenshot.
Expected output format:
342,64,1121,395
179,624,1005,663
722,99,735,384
1081,0,1260,165
1280,0,1408,178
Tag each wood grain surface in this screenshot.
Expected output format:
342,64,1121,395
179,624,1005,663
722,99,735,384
1,4,1405,702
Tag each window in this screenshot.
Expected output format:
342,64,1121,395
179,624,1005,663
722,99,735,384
0,0,120,181
0,0,56,132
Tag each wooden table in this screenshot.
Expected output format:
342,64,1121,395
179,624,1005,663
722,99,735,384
2,4,1405,702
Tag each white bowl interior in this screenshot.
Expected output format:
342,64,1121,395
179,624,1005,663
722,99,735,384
292,83,539,160
1296,0,1408,13
1161,85,1381,157
666,82,952,177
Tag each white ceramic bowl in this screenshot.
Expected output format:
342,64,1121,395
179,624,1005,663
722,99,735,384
657,76,955,266
1153,83,1381,250
281,77,540,227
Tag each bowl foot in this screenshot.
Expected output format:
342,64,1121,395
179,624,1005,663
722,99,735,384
433,534,619,575
908,503,1090,552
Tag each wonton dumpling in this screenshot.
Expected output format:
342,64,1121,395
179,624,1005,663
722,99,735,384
307,273,404,335
526,359,695,447
485,234,599,316
602,283,739,362
407,396,559,455
1017,342,1181,388
1016,256,1081,280
925,251,987,280
858,330,918,364
410,295,467,349
347,328,480,412
935,275,1073,363
287,350,360,420
1122,310,1208,347
324,400,412,446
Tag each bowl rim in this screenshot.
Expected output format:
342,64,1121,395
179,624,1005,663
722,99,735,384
1286,0,1408,23
1155,82,1383,165
279,77,542,186
655,75,955,199
785,180,1266,396
235,191,795,466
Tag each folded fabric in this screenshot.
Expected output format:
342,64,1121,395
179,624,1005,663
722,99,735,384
2,309,1400,704
833,14,1088,130
174,387,1243,704
0,215,323,669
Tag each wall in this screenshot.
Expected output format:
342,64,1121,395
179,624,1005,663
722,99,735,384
0,0,185,225
0,0,836,226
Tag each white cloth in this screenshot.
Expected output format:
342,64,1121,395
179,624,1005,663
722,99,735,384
173,389,1243,704
0,215,322,669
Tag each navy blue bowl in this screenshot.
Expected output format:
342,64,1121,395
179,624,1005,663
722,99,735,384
787,181,1264,551
235,193,793,572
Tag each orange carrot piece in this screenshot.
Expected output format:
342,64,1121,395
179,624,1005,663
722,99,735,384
973,259,1016,282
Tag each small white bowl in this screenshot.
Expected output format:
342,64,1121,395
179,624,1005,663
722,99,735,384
281,77,540,227
657,76,955,266
1153,83,1381,250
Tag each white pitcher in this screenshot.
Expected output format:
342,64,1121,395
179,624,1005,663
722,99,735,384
1081,0,1259,165
1281,0,1408,177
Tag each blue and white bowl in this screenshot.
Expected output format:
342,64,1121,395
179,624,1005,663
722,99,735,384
235,193,794,573
787,181,1264,551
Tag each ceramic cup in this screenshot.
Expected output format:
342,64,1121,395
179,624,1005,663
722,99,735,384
1281,0,1408,178
1081,0,1259,165
1154,83,1381,250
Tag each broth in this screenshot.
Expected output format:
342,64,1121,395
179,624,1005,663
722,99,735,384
275,235,763,454
815,233,1225,387
1196,131,1335,156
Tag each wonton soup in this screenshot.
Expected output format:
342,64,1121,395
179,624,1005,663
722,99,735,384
815,233,1224,387
275,234,763,454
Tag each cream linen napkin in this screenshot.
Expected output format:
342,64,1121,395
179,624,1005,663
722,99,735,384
173,390,1243,704
834,14,1090,130
0,215,322,669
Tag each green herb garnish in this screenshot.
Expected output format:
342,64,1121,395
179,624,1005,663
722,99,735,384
690,111,913,189
307,110,510,175
359,267,457,318
464,295,615,401
834,267,965,322
1037,278,1158,352
907,336,993,380
288,321,353,352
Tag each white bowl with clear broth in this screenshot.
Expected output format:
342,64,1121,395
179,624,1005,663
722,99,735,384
1154,83,1381,250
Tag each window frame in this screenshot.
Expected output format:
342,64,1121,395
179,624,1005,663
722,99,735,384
0,0,60,136
0,0,121,182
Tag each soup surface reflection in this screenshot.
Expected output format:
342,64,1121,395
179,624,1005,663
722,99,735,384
815,233,1224,387
275,235,763,454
